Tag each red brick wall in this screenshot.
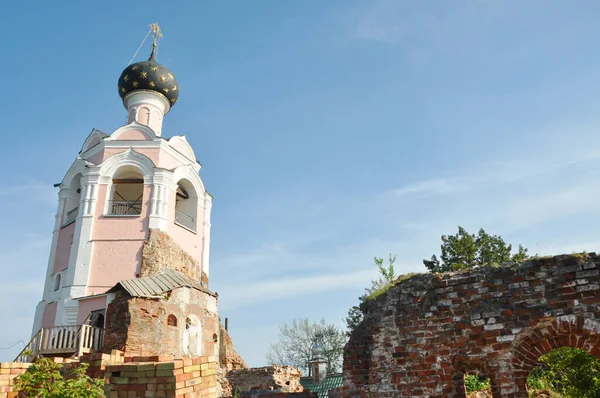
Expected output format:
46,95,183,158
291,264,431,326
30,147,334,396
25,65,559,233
104,286,219,358
343,253,600,398
0,362,31,398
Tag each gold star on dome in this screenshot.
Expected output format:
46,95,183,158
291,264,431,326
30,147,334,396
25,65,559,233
160,75,167,83
163,87,169,93
123,75,129,82
121,87,126,93
172,85,177,91
168,73,174,80
140,71,147,79
132,81,139,87
151,66,158,72
170,98,176,103
149,81,156,88
132,65,139,71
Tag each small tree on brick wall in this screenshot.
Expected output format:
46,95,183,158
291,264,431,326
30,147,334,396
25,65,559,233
423,226,529,273
345,255,399,335
265,318,346,376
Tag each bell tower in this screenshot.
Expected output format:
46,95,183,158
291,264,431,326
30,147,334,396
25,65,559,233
31,24,213,336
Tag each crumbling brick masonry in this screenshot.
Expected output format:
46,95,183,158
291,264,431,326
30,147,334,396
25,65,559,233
342,253,600,397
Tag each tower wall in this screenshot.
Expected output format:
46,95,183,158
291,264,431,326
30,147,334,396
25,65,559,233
32,124,212,335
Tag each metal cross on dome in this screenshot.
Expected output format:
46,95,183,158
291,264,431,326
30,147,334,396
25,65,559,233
149,22,163,45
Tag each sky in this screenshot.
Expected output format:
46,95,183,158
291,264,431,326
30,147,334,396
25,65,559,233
1,0,600,366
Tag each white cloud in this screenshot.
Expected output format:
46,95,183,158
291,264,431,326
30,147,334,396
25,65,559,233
218,268,376,312
392,177,477,198
496,181,600,233
390,149,600,200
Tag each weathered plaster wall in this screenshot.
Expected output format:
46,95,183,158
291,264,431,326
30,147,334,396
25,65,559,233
342,253,600,398
76,296,107,325
41,301,58,328
103,286,219,358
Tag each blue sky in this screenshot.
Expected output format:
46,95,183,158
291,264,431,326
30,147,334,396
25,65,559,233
2,0,600,366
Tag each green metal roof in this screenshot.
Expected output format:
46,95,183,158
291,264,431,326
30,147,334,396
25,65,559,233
300,375,343,398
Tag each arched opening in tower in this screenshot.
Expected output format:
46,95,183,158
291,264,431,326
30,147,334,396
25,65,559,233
62,173,82,226
174,179,198,231
108,166,144,215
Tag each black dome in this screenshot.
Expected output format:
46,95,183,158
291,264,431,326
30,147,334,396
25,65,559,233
118,49,179,108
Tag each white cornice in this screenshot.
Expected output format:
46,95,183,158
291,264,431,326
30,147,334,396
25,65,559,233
81,139,200,174
106,120,157,141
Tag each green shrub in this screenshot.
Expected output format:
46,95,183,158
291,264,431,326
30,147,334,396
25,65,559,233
464,374,490,393
14,357,105,398
526,347,600,398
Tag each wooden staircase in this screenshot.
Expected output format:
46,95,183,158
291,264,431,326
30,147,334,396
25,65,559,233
15,325,104,362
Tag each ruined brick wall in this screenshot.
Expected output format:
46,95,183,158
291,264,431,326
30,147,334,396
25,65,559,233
218,324,249,397
225,366,304,394
141,229,208,285
104,286,220,358
343,253,600,398
220,324,248,372
104,289,130,351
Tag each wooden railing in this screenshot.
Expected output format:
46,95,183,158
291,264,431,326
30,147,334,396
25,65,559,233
108,200,142,215
15,325,104,362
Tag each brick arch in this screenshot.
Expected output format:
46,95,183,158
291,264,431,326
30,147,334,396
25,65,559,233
512,315,600,394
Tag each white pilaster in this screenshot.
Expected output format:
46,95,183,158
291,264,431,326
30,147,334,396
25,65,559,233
64,170,100,312
202,193,213,278
149,169,175,231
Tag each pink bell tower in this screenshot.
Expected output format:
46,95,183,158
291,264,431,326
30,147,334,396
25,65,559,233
31,25,213,336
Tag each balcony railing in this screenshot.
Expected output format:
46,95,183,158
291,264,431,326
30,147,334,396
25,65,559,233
108,200,142,215
175,210,195,231
62,207,78,227
15,325,104,362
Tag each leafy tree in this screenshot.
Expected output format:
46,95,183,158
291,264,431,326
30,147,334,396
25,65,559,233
527,347,600,397
14,357,105,398
265,318,346,376
464,374,490,394
423,226,528,273
345,255,397,335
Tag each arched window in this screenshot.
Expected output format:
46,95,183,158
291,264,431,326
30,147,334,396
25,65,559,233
167,315,178,327
53,273,61,291
108,166,144,215
174,179,198,231
62,174,81,227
